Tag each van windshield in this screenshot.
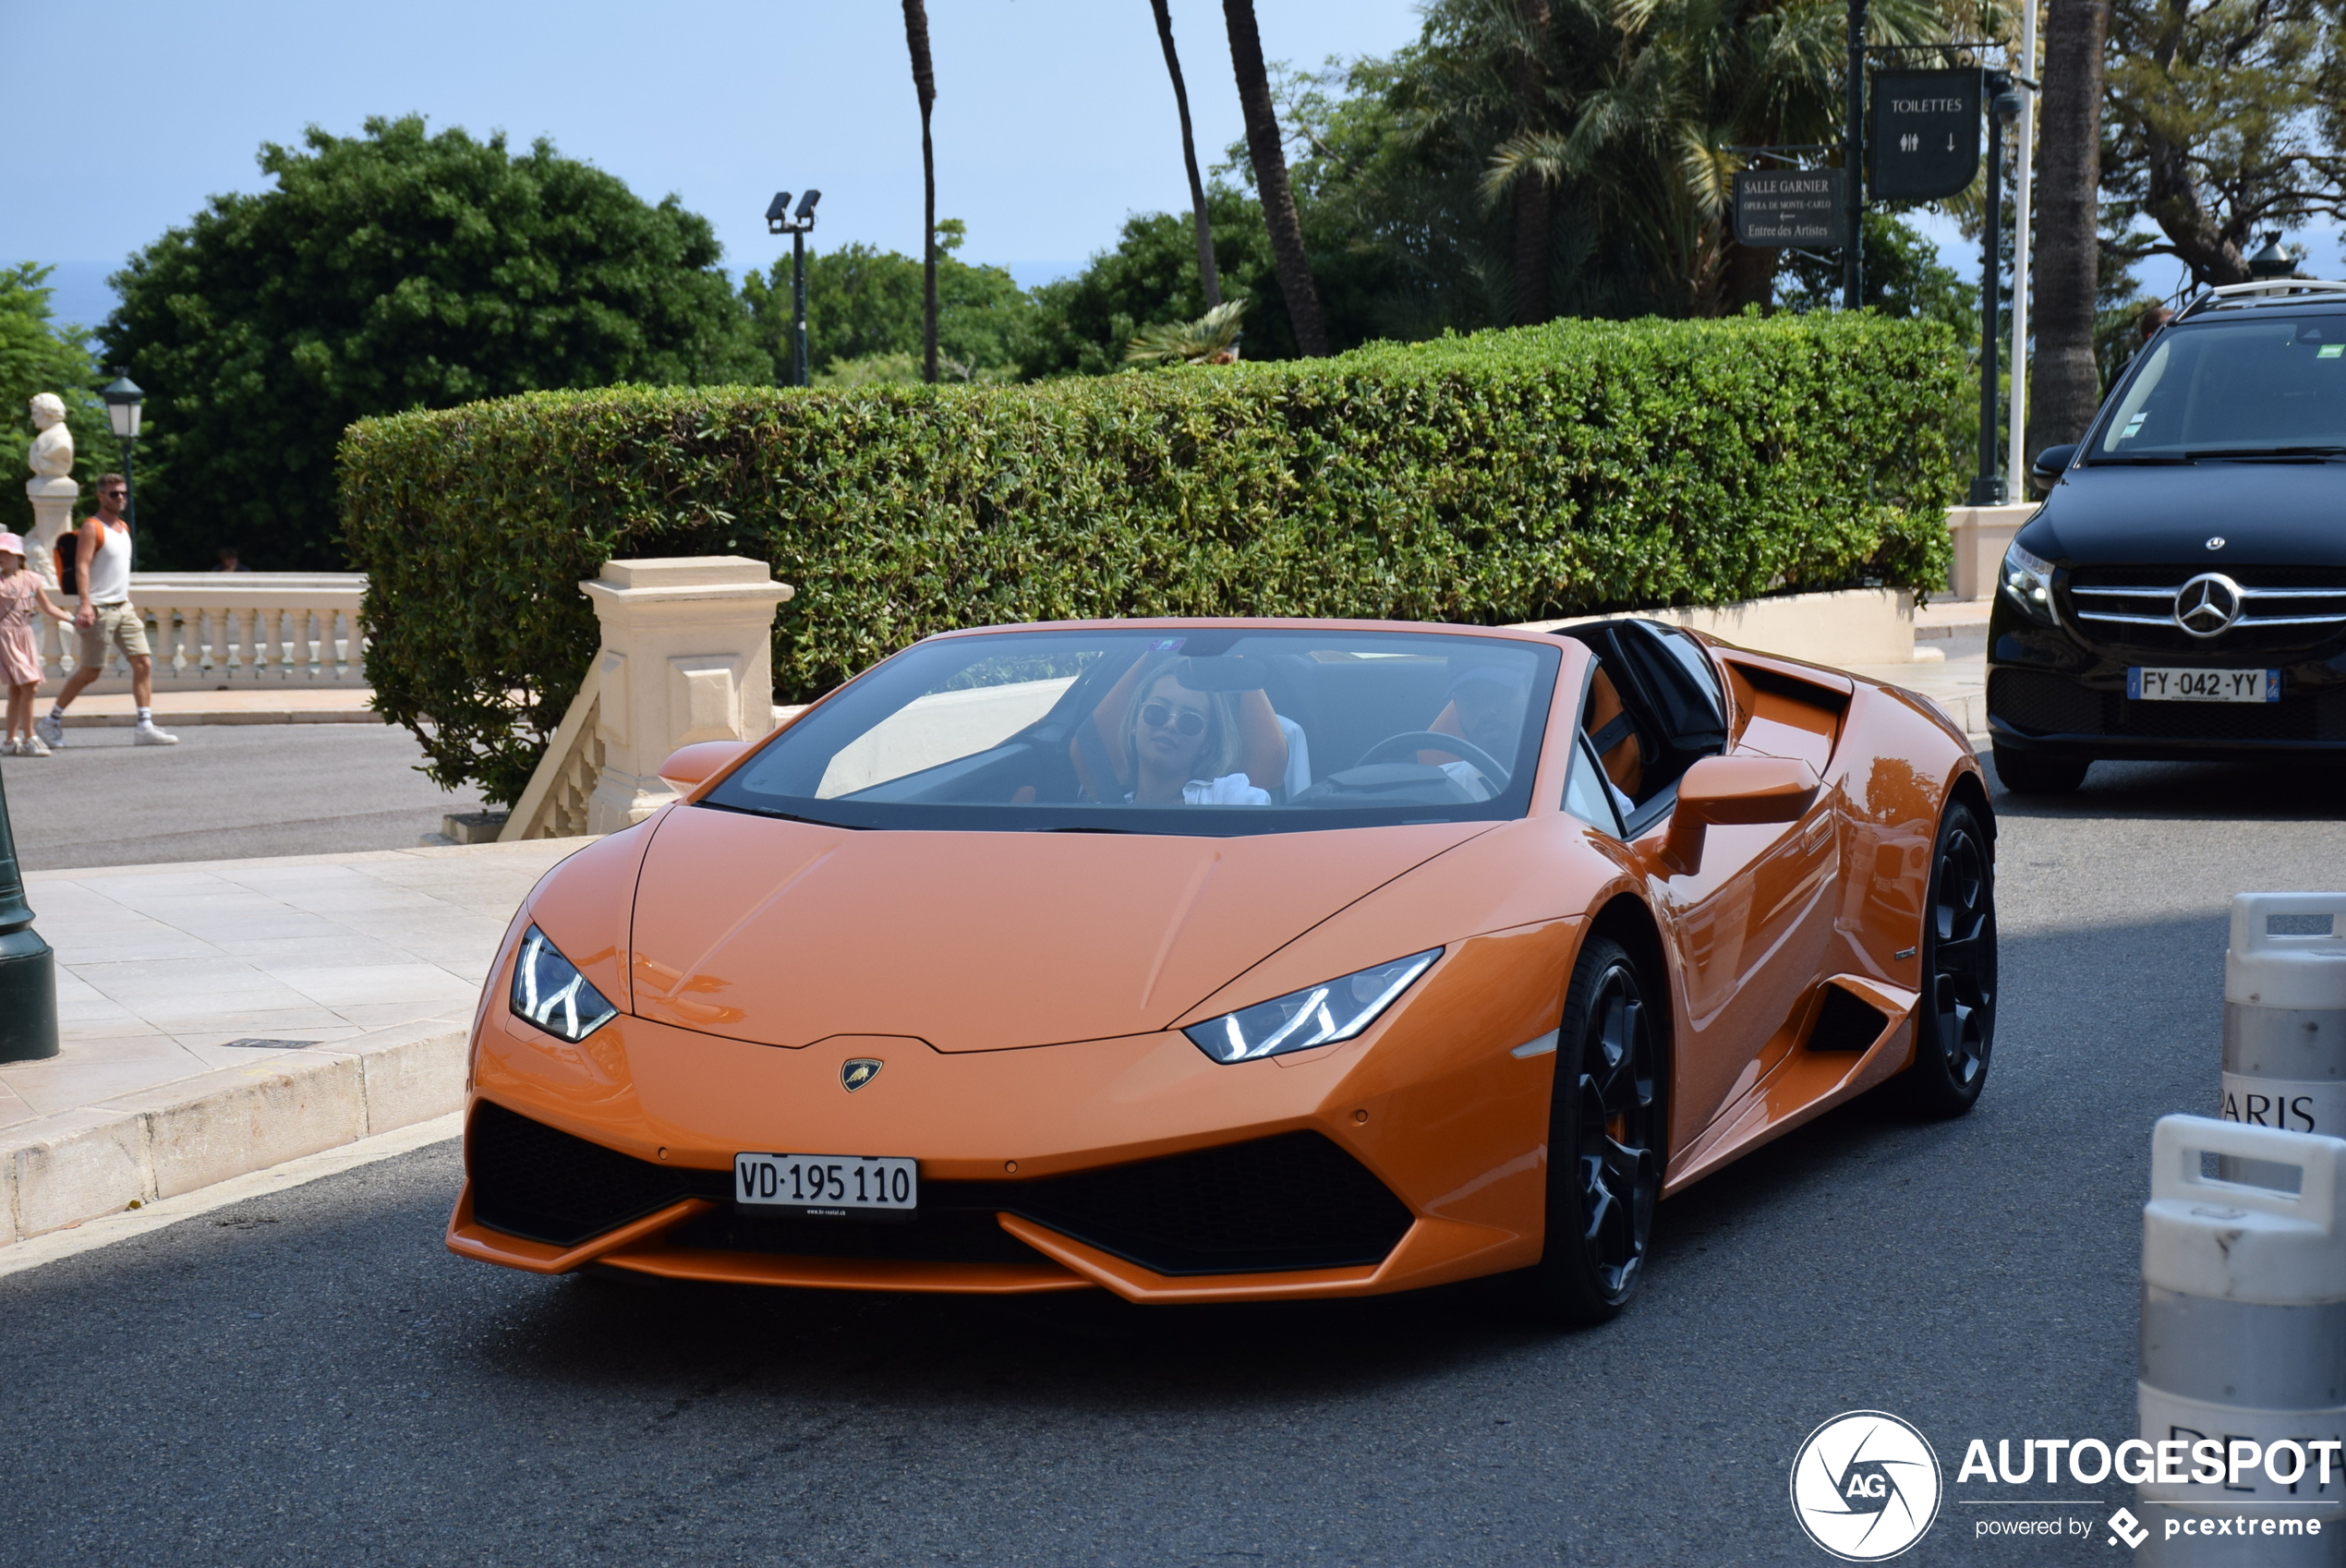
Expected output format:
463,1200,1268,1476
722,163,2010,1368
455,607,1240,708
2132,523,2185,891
2096,316,2346,458
702,628,1561,837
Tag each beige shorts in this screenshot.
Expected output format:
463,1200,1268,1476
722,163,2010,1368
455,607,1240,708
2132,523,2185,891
78,600,151,664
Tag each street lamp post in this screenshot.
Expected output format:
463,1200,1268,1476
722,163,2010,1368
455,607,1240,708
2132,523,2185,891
765,190,823,388
1969,78,2021,506
101,375,145,530
0,757,57,1063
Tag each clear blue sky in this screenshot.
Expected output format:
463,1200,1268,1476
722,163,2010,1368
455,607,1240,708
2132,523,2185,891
2,0,2326,332
0,0,1426,326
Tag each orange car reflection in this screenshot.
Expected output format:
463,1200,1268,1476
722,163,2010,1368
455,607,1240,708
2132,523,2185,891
448,617,1993,1322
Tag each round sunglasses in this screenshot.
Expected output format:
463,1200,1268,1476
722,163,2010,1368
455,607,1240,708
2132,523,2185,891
1139,700,1209,737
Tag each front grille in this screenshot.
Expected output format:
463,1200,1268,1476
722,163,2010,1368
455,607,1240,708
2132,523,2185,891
2064,566,2346,653
1989,669,2111,734
468,1108,1416,1278
2121,694,2322,741
467,1101,719,1248
1005,1131,1414,1276
666,1205,1051,1265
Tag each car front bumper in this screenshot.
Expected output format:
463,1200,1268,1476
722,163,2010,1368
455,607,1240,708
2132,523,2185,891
1987,602,2346,761
447,925,1574,1304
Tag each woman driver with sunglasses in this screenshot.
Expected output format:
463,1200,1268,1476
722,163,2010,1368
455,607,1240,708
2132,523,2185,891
1123,663,1273,806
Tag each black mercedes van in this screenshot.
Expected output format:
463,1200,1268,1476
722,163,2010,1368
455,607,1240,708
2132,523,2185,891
1987,279,2346,791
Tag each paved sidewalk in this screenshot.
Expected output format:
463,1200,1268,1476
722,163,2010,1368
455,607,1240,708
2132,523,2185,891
0,838,586,1245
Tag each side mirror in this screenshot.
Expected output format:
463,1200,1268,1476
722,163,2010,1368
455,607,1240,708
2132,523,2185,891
1658,755,1821,877
658,740,750,794
2028,443,2077,496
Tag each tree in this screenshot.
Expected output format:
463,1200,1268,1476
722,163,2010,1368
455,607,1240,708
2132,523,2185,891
902,0,941,384
2100,0,2346,287
101,116,761,570
741,223,1033,380
2032,0,2112,454
1224,0,1330,355
1151,0,1222,310
0,263,111,539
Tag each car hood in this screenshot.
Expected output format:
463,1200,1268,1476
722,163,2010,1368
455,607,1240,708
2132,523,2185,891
623,804,1494,1051
2029,463,2346,567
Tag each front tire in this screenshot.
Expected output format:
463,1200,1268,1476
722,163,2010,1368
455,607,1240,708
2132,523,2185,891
1901,799,1997,1116
1518,935,1663,1325
1990,744,2088,795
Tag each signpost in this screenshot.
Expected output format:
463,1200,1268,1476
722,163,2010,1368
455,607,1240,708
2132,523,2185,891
1868,68,1983,201
1731,170,1849,249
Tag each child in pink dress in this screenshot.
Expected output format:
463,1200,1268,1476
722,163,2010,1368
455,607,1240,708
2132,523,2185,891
0,531,74,756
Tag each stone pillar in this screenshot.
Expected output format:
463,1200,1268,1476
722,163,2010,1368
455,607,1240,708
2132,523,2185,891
1944,501,2038,601
581,557,795,836
24,476,76,588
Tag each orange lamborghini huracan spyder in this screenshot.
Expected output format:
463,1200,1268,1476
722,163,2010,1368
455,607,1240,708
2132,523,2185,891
449,617,1994,1321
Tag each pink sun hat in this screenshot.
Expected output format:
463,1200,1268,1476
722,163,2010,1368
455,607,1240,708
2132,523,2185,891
0,531,24,558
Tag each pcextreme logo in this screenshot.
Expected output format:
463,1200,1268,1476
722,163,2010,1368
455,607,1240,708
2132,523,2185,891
1791,1411,1944,1562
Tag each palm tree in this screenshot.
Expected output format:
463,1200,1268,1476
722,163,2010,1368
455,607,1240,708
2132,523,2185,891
2029,0,2110,453
1223,0,1329,356
1151,0,1222,310
901,0,940,383
1508,0,1555,324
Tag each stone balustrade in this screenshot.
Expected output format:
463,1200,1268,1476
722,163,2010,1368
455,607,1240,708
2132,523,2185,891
36,573,369,689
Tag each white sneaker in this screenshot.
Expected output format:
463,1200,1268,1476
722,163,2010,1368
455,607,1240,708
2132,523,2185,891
0,739,18,755
19,736,48,757
33,710,63,748
134,722,179,746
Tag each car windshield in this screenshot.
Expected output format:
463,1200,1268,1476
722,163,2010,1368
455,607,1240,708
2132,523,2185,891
703,627,1562,837
2094,315,2346,459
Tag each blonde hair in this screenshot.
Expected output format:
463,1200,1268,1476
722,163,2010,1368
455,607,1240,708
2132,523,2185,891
1122,657,1243,784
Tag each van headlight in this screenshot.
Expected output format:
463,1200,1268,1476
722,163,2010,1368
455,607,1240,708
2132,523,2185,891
510,925,619,1042
2000,541,2060,625
1183,949,1441,1064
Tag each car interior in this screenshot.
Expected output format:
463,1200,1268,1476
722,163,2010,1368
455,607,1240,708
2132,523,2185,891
725,621,1737,826
1555,621,1731,834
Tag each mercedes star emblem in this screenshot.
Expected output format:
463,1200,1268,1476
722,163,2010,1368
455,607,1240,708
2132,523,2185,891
2207,536,2226,549
840,1057,883,1092
2174,572,2244,638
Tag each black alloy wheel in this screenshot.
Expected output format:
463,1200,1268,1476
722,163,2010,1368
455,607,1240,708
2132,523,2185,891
1903,800,1997,1116
1519,935,1663,1325
1989,744,2088,795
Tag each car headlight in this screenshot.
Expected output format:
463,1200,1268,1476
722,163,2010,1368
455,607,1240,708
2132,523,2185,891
2000,541,2059,624
1183,949,1441,1064
510,924,619,1042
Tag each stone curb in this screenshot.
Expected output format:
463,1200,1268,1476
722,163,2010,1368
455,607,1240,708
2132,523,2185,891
58,709,386,728
0,1016,469,1248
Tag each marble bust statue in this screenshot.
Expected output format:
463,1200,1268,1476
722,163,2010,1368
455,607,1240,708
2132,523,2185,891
28,392,73,480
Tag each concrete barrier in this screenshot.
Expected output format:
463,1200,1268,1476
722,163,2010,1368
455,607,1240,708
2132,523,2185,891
2139,1115,2346,1562
2223,895,2346,1138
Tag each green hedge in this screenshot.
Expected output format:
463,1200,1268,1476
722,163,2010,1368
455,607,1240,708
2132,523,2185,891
342,313,1964,806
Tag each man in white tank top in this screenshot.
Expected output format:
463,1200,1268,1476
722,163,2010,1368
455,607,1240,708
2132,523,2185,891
33,473,176,747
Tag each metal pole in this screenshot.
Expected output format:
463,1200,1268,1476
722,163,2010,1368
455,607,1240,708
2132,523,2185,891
2006,6,2039,488
1971,88,2004,505
792,229,810,389
1844,0,1868,308
0,756,58,1063
122,438,137,533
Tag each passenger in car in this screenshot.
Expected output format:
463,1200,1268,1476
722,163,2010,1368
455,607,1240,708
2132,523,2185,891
1125,663,1274,806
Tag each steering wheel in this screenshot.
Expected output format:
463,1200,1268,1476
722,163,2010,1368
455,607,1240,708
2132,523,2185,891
1354,731,1512,790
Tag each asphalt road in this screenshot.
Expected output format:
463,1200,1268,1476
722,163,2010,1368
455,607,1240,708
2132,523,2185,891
4,754,2342,1566
0,723,483,870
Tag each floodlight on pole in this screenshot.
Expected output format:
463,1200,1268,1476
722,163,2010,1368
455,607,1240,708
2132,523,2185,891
100,374,145,530
766,187,821,388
